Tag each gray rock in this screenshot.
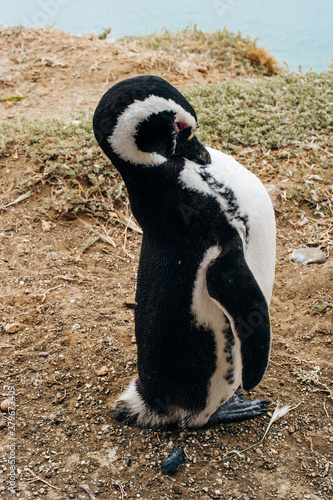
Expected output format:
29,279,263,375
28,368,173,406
291,247,326,265
162,448,184,474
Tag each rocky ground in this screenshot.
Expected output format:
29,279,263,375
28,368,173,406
0,26,332,500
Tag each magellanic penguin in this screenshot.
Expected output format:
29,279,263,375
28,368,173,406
93,75,276,428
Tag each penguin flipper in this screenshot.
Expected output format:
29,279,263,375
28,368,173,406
206,241,271,391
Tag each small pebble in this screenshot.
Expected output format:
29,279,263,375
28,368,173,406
291,247,326,265
172,486,182,495
4,323,28,334
162,448,184,475
41,220,51,232
125,298,136,308
1,400,9,413
96,366,109,376
0,420,6,429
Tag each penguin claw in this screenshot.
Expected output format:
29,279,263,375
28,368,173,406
111,400,138,425
204,394,270,427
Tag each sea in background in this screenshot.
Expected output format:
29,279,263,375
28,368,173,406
1,0,332,72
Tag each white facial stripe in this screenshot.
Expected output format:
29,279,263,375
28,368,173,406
108,95,196,166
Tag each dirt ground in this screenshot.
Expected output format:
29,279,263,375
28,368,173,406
0,26,243,122
0,27,332,500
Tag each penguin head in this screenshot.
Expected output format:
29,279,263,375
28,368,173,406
93,75,211,167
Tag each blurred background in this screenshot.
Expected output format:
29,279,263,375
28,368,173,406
0,0,332,72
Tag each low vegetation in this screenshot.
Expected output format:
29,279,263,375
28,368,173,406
122,26,279,76
1,70,332,245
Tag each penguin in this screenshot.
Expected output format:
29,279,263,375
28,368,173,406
93,75,276,428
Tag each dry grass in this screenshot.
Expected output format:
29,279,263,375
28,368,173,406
248,45,279,76
122,26,280,77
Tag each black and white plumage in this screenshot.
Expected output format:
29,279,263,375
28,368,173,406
93,75,276,428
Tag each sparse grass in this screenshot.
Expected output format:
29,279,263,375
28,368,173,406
292,366,332,398
185,72,333,152
0,95,27,102
121,26,279,76
0,72,332,233
308,297,333,316
75,236,100,258
98,27,112,40
0,111,124,215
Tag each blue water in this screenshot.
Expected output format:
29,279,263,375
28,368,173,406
1,0,332,72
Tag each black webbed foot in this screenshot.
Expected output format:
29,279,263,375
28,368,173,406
204,394,270,428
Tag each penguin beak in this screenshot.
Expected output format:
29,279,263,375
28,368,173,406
175,128,211,165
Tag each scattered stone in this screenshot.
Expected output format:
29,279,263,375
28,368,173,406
172,486,182,495
126,459,131,467
37,352,49,357
1,400,9,412
131,335,136,343
291,247,326,265
162,448,185,475
96,366,109,376
41,220,51,231
125,298,136,308
202,487,209,493
0,420,6,429
4,323,28,334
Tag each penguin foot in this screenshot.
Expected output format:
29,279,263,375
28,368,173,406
111,399,138,425
204,394,269,427
111,379,142,425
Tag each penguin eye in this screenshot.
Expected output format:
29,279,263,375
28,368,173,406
175,121,188,133
175,121,195,140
